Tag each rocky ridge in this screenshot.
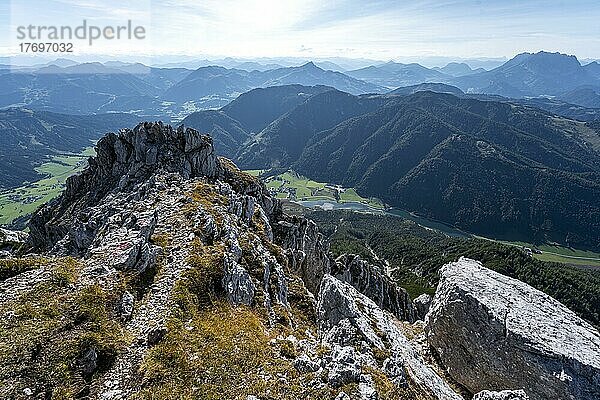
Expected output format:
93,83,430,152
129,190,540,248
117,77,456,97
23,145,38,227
27,122,224,254
331,254,416,322
1,122,598,399
1,122,458,399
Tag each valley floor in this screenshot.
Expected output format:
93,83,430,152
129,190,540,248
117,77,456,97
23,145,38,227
1,164,599,269
254,170,600,269
0,147,94,227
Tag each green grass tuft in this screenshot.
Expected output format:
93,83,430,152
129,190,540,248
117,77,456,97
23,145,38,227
0,257,127,398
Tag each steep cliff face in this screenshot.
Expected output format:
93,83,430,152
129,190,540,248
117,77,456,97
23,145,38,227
331,254,416,322
274,216,332,295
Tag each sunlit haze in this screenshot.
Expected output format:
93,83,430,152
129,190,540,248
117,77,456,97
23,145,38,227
2,0,600,65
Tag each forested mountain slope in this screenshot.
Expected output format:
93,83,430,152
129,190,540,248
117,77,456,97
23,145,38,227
294,91,600,249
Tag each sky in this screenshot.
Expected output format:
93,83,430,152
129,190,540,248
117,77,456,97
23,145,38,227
1,0,600,64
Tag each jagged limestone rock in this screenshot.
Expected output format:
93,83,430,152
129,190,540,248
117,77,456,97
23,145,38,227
223,255,256,306
27,122,223,253
275,217,332,294
292,354,320,373
382,355,408,387
326,345,366,387
317,274,463,400
426,257,600,400
473,390,530,400
332,254,416,322
0,228,27,247
413,293,432,320
0,228,27,256
120,291,135,321
89,210,159,272
221,224,256,305
358,376,378,400
219,157,280,220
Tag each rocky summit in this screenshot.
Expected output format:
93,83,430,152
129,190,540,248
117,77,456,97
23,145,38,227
0,122,598,399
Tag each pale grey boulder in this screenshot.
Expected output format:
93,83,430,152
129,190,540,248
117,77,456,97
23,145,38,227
426,257,600,400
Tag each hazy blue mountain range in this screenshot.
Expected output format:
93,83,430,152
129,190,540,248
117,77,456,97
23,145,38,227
452,51,600,98
432,62,486,76
3,51,600,121
343,52,600,109
392,84,600,122
388,83,464,96
163,62,383,104
0,61,383,119
0,63,165,115
347,61,449,88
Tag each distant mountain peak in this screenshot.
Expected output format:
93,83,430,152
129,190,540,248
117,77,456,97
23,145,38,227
507,51,581,67
299,61,319,69
433,62,479,77
451,50,598,97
